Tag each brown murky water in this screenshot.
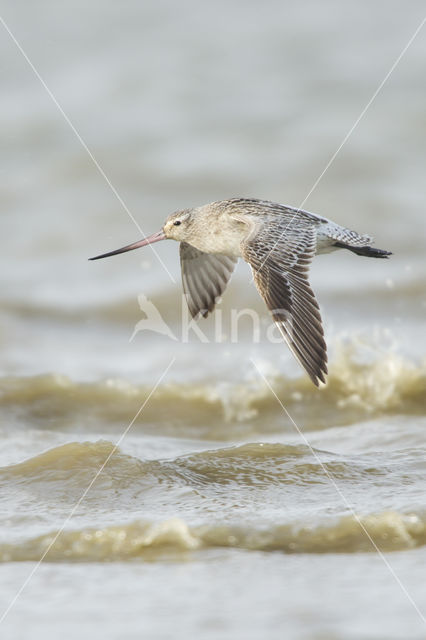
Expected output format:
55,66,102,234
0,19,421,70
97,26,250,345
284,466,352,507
1,1,426,638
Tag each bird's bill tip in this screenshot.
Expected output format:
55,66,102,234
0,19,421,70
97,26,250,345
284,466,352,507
89,230,166,260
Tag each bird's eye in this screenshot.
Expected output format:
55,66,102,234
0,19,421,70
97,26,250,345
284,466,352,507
174,220,181,226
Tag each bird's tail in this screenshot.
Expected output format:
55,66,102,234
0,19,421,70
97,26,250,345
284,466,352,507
333,241,392,259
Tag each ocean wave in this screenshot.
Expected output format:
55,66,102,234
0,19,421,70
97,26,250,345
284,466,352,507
1,339,425,436
1,511,425,562
0,440,354,488
0,441,145,483
0,440,416,499
1,440,424,561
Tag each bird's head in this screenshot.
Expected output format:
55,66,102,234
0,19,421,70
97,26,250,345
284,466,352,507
162,209,193,241
89,209,194,261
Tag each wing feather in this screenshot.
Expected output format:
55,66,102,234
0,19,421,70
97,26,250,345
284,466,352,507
241,221,328,385
180,242,237,318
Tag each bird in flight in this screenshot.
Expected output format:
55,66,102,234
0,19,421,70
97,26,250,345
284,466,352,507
90,198,391,386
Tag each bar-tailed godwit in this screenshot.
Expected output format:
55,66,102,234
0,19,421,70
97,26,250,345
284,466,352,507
90,198,391,385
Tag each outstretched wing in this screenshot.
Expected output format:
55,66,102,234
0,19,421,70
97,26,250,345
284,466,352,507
180,242,237,318
241,219,328,386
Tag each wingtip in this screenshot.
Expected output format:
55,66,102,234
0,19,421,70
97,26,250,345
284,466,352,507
307,358,328,387
310,369,327,387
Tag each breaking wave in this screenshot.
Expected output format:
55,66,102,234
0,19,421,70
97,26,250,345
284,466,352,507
1,338,425,437
1,511,425,562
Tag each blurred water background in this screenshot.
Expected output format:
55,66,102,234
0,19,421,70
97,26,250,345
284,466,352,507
0,1,426,639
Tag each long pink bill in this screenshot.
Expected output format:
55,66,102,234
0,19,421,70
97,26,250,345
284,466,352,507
89,230,166,260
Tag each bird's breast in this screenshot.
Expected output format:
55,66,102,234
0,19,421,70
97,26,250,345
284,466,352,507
187,216,245,257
